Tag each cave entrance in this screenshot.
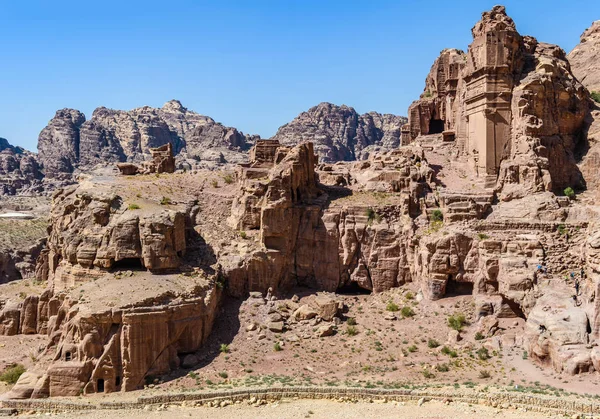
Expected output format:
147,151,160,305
65,351,71,361
445,275,473,296
429,119,445,134
115,376,121,388
112,258,145,271
97,379,104,393
337,281,372,295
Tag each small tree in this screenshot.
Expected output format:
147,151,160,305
591,91,600,103
564,187,575,199
448,313,467,331
431,209,443,222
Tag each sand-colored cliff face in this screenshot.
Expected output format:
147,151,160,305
404,6,589,198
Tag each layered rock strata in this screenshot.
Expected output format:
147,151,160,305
271,102,407,163
404,6,590,196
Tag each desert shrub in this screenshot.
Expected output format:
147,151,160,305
557,224,567,235
477,347,490,361
441,346,458,358
564,187,575,199
239,231,247,239
128,203,140,210
347,317,357,326
346,325,358,336
405,292,414,300
424,90,433,98
223,174,234,184
218,371,228,379
479,369,491,379
386,301,399,312
407,345,418,353
427,338,440,348
447,313,467,331
160,196,172,205
522,350,528,360
591,91,600,103
436,363,450,372
477,233,489,240
422,369,435,379
431,209,443,222
474,332,484,341
219,343,230,353
401,306,415,318
365,207,381,225
274,342,283,352
211,179,219,188
0,364,25,384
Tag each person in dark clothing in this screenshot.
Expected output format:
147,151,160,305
575,279,580,296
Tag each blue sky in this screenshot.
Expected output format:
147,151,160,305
1,0,598,151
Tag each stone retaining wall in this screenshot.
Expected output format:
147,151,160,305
2,386,598,415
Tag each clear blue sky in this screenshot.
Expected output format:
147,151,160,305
1,0,598,151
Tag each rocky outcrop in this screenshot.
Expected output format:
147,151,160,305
0,138,43,196
37,100,256,179
568,20,600,93
271,103,407,163
117,143,175,175
405,6,590,197
39,186,186,290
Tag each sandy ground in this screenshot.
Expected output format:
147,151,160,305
51,398,560,419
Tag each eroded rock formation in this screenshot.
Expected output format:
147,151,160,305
0,138,43,196
404,6,589,197
271,102,407,163
569,20,600,93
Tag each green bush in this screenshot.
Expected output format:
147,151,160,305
448,313,467,331
431,209,443,222
474,332,484,341
591,91,600,103
211,179,219,188
422,369,435,379
365,207,381,225
401,306,415,318
477,347,490,361
219,343,230,353
477,233,489,240
128,203,140,210
564,187,575,199
346,317,357,326
224,174,234,184
160,196,172,205
0,364,25,384
441,346,458,358
436,363,450,372
346,325,358,336
407,345,418,353
427,338,440,348
239,231,247,239
218,371,228,379
405,292,414,300
386,301,399,312
274,342,283,352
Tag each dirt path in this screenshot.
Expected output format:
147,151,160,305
54,398,558,419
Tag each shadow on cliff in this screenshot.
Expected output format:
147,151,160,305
428,163,447,188
184,228,217,275
164,295,243,383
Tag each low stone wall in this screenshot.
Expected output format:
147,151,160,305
2,386,598,415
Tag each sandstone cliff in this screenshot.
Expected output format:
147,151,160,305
37,100,257,179
569,20,600,93
404,6,590,199
0,138,43,195
271,102,407,163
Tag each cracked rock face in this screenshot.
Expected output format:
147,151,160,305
271,102,407,163
0,138,43,196
569,20,600,93
37,100,257,179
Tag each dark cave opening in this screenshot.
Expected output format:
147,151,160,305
111,257,145,270
429,118,445,134
337,281,372,295
445,275,474,296
97,379,104,393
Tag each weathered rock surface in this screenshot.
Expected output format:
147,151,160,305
271,102,407,163
0,138,43,196
569,20,600,93
405,6,589,197
38,100,257,179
